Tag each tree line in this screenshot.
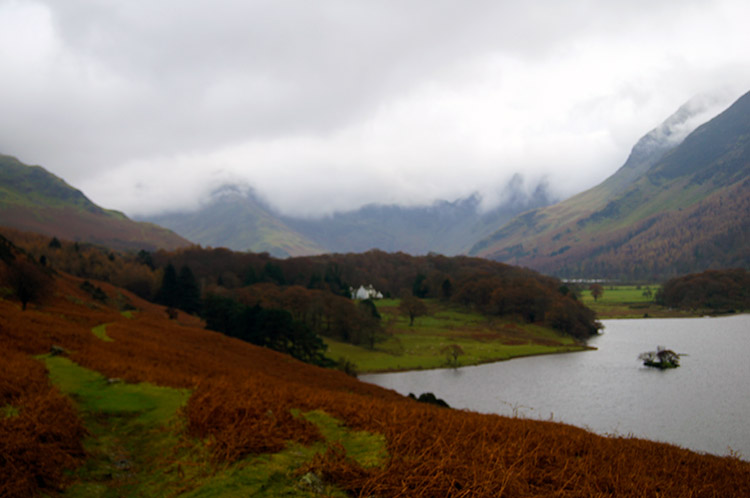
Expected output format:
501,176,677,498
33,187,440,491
1,229,603,367
149,247,602,342
655,268,749,311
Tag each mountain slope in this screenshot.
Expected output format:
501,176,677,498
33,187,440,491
470,91,750,279
145,186,327,257
0,154,190,251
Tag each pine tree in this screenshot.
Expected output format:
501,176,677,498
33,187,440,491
177,265,201,314
155,263,179,308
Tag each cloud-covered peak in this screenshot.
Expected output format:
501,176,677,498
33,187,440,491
2,1,750,218
621,87,743,175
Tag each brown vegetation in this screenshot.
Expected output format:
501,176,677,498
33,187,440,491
2,227,601,348
0,350,86,496
656,268,750,311
481,178,750,280
2,230,749,496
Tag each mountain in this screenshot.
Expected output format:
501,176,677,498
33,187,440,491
145,186,327,258
0,154,190,252
470,91,750,279
146,175,552,257
281,176,551,255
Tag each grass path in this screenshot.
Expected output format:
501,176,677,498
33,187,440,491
41,352,386,496
91,323,114,342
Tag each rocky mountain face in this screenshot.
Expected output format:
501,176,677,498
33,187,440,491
470,91,750,280
282,177,552,256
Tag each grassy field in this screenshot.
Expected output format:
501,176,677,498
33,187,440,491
325,299,587,373
578,285,696,319
41,354,386,497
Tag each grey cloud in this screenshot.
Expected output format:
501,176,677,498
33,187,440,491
1,0,749,217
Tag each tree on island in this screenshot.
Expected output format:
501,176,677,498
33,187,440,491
589,283,604,302
639,346,681,369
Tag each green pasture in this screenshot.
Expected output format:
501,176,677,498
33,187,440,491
326,299,586,373
181,410,386,498
579,284,694,318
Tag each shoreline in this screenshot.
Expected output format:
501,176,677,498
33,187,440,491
357,344,596,375
597,310,747,320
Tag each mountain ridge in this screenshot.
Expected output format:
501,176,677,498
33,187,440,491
0,154,191,252
145,174,553,256
470,90,750,279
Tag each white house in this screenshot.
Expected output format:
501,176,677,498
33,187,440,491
350,284,383,300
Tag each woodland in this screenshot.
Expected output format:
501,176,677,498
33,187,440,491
655,268,750,311
1,228,601,371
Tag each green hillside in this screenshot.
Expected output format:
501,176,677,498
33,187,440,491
470,90,750,279
146,188,327,257
0,154,191,252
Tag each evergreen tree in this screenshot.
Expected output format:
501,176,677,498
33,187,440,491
203,294,243,335
177,265,201,314
262,262,286,285
441,278,453,300
412,274,428,298
135,249,155,269
155,263,179,308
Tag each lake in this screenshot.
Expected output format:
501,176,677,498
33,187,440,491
360,315,750,459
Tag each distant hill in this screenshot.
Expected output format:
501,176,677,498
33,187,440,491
145,175,552,257
145,186,328,258
470,91,750,280
282,177,551,256
0,154,190,252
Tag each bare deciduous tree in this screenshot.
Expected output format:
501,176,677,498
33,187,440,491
399,295,428,326
589,283,604,302
4,258,52,310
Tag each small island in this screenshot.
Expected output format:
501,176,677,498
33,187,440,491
639,346,681,369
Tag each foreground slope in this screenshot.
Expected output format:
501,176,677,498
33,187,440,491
471,91,750,279
0,154,190,251
2,252,749,496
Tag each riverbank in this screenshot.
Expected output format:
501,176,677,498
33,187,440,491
324,299,590,374
361,315,750,461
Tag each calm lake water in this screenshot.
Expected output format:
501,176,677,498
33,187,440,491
361,315,750,459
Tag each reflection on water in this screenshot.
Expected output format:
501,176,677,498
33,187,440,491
361,315,750,459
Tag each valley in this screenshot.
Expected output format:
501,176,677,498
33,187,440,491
2,4,749,496
2,245,749,496
0,74,747,498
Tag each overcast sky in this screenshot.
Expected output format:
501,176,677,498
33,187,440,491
2,0,749,218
